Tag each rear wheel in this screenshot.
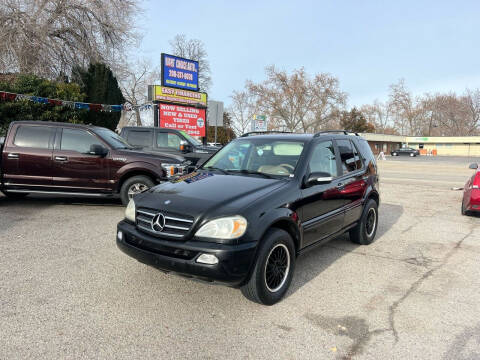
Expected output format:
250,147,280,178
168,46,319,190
461,199,469,216
410,153,415,157
241,229,295,305
350,198,378,245
120,175,155,205
392,152,397,156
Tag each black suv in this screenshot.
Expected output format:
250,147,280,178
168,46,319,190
116,131,380,305
120,127,220,166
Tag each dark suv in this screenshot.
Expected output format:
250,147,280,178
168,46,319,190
0,121,187,204
120,127,220,166
116,131,380,305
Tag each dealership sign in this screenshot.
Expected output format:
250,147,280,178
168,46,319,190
149,85,207,107
161,53,199,91
159,103,206,137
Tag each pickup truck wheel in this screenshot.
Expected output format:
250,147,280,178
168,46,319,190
2,191,28,199
350,198,378,245
120,176,155,205
240,228,295,305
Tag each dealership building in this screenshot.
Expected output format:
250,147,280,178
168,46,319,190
360,133,480,157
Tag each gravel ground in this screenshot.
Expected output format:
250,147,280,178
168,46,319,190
1,158,479,360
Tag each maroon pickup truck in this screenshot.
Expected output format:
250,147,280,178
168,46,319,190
0,121,187,204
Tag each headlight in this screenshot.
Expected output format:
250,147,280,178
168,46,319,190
125,199,136,222
161,163,186,177
195,216,247,239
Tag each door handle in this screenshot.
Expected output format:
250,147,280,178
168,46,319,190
7,153,19,159
54,156,68,162
336,182,345,189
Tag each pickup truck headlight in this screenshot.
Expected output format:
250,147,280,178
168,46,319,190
195,216,247,239
161,163,186,178
125,199,136,222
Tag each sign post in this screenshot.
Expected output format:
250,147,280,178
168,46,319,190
207,100,224,144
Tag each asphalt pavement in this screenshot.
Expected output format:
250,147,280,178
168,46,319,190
1,157,479,359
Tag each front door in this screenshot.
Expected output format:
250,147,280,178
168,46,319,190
299,140,344,247
51,128,110,192
2,124,55,188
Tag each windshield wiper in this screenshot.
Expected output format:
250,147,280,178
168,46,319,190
228,169,277,179
202,166,229,175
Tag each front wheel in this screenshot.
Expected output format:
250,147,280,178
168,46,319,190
392,152,397,156
410,153,415,157
120,175,155,205
350,198,378,245
241,229,295,305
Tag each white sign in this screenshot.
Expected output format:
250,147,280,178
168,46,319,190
251,119,268,132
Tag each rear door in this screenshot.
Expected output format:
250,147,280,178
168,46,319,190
336,139,367,226
124,129,153,150
2,124,55,187
51,127,111,192
300,139,344,247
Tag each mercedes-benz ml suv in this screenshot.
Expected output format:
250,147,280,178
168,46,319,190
116,131,380,305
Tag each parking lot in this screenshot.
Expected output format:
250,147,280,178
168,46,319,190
1,156,479,360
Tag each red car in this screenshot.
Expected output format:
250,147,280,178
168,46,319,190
462,163,480,215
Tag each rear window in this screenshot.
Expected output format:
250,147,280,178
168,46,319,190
337,139,358,173
126,130,152,147
14,125,54,149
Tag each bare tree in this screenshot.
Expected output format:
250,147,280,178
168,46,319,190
228,90,259,135
361,100,395,133
169,34,212,92
247,66,346,132
117,59,159,127
0,0,140,79
463,88,480,134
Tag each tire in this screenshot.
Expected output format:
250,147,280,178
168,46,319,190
461,199,469,216
120,175,155,205
350,198,378,245
241,228,296,305
410,153,415,157
2,191,28,199
392,152,397,156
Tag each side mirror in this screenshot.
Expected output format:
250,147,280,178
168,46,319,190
305,172,333,187
469,163,478,170
179,140,192,153
89,144,108,157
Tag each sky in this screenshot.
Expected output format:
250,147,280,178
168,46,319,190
137,0,480,108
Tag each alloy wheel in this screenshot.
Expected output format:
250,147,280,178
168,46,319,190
264,244,290,293
127,183,149,199
365,208,377,237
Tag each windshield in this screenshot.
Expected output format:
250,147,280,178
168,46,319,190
94,128,132,149
180,130,202,146
202,138,305,177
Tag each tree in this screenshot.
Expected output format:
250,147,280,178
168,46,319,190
361,100,395,133
228,90,259,136
0,0,139,79
247,66,346,132
116,59,159,127
340,107,375,133
0,74,85,134
169,34,212,92
74,63,124,130
207,113,236,144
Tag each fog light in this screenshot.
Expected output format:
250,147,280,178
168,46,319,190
196,253,218,265
117,231,123,241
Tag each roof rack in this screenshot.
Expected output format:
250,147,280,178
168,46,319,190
313,130,359,137
240,131,293,137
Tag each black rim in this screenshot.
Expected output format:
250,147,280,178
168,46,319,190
264,244,290,293
365,208,376,237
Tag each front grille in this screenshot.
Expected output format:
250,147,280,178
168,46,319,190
136,208,194,239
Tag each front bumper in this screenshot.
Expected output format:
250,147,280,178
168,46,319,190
116,220,257,287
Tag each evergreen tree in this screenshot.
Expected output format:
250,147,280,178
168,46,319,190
75,63,124,130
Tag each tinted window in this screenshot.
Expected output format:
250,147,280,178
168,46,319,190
127,130,152,147
336,139,357,173
93,128,131,149
352,141,363,169
308,140,338,177
61,128,103,153
14,126,53,149
157,132,181,149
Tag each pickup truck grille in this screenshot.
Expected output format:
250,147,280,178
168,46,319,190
136,208,194,239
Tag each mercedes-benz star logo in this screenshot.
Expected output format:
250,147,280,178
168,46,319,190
151,213,166,232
